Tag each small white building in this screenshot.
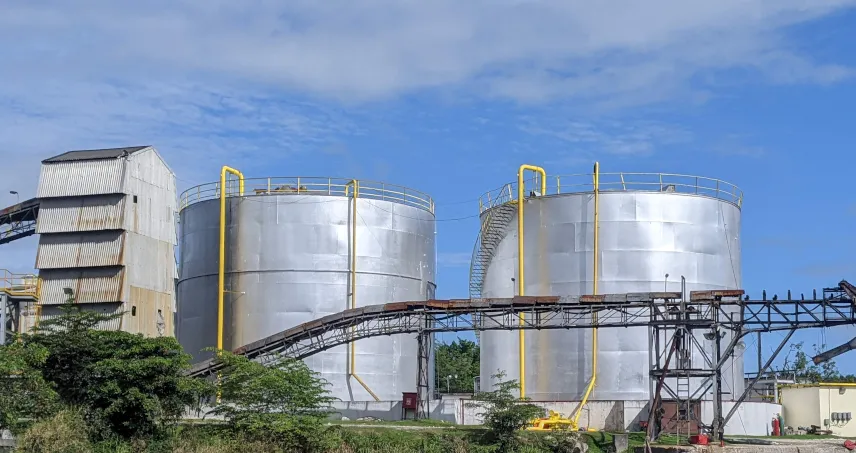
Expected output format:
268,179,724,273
31,146,177,337
781,383,856,437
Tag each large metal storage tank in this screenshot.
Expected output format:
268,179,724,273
474,171,743,402
177,177,436,401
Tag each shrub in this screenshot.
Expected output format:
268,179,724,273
468,371,545,452
24,303,213,440
15,409,92,453
208,351,338,452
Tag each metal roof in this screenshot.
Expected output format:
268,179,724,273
42,146,151,164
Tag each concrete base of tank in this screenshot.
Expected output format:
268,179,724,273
187,400,780,435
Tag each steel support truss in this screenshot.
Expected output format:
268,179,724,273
0,198,39,245
187,282,856,433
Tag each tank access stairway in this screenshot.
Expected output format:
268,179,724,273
1,270,40,345
0,197,39,245
468,201,517,343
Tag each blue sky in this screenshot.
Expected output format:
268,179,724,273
2,1,856,374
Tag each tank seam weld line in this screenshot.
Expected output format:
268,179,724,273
178,269,435,285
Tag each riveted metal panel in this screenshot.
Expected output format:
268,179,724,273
479,191,743,402
37,159,126,198
36,195,127,233
35,231,125,269
39,267,125,305
177,192,436,402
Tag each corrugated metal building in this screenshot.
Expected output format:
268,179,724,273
32,146,177,337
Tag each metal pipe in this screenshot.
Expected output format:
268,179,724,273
346,180,380,402
218,166,244,351
574,161,599,427
517,164,547,398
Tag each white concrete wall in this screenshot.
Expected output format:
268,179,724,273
461,400,646,430
782,386,856,437
699,401,782,436
818,387,856,437
329,400,460,423
323,399,780,436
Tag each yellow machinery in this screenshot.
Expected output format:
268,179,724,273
526,410,578,431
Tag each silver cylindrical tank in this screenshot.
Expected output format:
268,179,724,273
476,172,743,402
177,178,436,401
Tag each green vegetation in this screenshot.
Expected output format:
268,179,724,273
468,371,547,452
208,350,338,452
24,304,211,439
434,339,479,393
4,306,637,452
784,341,856,382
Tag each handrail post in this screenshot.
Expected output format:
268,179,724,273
218,166,244,352
516,164,547,399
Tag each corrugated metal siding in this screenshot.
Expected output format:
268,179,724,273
38,268,125,305
37,159,126,198
36,195,127,233
36,303,124,331
36,231,125,269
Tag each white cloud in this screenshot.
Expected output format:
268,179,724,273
0,1,853,104
1,0,855,271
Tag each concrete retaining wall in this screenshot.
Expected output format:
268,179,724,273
190,399,781,436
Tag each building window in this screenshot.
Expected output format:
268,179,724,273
133,195,138,203
131,306,137,316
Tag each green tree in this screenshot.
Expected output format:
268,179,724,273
468,370,544,452
0,341,60,433
24,304,211,439
209,350,338,452
435,339,480,393
786,342,846,383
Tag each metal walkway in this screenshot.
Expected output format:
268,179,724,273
189,281,856,378
1,270,40,344
0,198,39,245
187,281,856,439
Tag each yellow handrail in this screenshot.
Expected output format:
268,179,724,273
517,164,547,399
218,166,244,351
346,180,380,402
574,162,600,427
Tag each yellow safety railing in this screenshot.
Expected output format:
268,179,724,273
479,172,743,213
516,164,546,399
0,269,40,298
181,177,435,214
1,269,42,332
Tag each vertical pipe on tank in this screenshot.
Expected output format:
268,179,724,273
218,166,244,351
516,164,546,398
346,180,380,402
574,162,600,427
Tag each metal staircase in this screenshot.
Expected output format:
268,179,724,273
468,202,517,342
